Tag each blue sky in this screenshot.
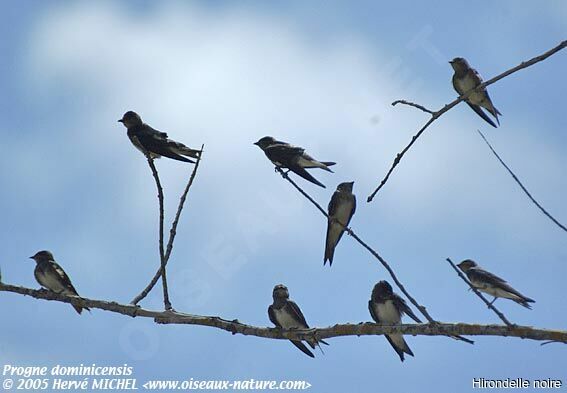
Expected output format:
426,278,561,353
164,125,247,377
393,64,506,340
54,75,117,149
1,1,566,392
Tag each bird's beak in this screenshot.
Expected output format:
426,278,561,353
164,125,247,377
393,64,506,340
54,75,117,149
29,256,34,260
253,142,259,146
118,119,124,123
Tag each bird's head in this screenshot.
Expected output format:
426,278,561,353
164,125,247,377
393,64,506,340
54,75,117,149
336,181,355,193
457,259,478,272
449,57,469,72
254,136,277,150
118,111,143,128
371,280,393,301
272,284,290,301
30,250,54,263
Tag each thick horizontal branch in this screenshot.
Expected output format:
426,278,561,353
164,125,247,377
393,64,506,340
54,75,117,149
3,283,566,344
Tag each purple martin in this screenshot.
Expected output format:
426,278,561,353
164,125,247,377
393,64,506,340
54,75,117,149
450,57,502,128
368,280,421,362
254,136,335,188
268,284,328,358
118,111,201,163
30,250,89,314
324,181,356,265
457,259,535,309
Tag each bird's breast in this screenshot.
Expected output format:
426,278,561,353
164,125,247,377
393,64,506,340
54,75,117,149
333,201,354,224
374,300,401,324
273,307,302,329
456,76,486,105
455,75,477,93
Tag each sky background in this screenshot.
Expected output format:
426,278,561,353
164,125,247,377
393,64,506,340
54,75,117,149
1,1,566,392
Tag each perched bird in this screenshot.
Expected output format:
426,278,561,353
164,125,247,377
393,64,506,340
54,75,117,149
30,250,89,314
450,57,502,128
457,259,535,309
254,136,335,188
268,284,328,358
324,181,356,265
368,280,421,362
118,111,201,163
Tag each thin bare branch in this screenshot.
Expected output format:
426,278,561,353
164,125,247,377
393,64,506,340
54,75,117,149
391,100,435,115
165,144,206,261
131,147,204,306
476,130,567,233
2,283,566,344
367,40,567,203
540,340,566,346
446,258,513,327
366,116,437,203
146,157,171,310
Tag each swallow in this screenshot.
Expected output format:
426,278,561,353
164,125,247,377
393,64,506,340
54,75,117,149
118,111,201,163
324,181,356,265
450,57,502,128
30,250,89,314
457,259,535,309
254,136,335,188
368,280,421,362
268,284,328,358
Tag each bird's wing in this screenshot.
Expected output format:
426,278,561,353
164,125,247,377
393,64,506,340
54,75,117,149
287,301,309,328
265,144,325,186
136,127,193,162
138,124,169,139
290,340,315,358
327,191,340,215
469,268,530,300
469,67,484,85
268,305,281,328
325,192,344,264
368,300,380,323
466,102,498,128
384,335,408,362
49,262,80,296
468,267,506,285
350,194,357,219
393,294,422,323
288,164,325,187
265,144,304,163
325,193,356,264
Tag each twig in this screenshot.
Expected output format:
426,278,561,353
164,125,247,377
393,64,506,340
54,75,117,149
540,340,566,346
367,40,567,203
392,100,435,115
131,146,204,306
476,130,567,233
366,116,437,203
446,258,513,327
146,157,171,310
165,144,206,261
2,283,566,344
